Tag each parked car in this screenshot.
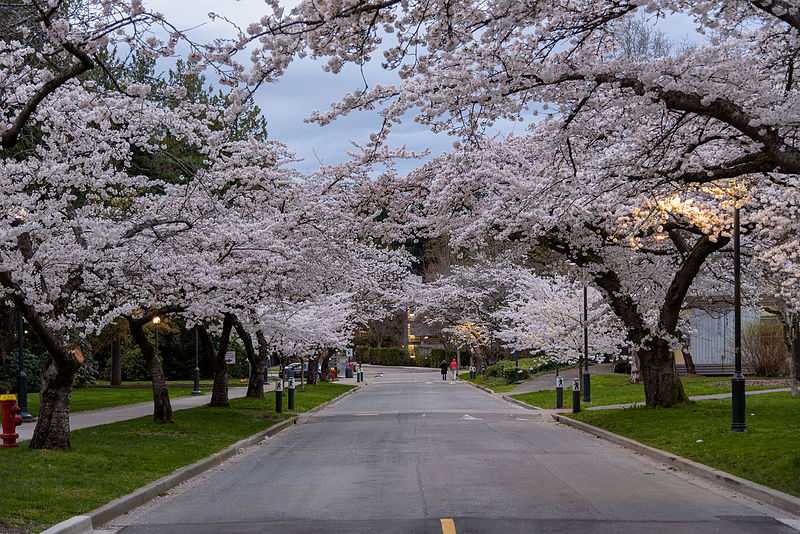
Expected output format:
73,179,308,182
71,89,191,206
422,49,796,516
283,362,308,379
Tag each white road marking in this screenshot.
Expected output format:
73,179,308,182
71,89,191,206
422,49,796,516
462,414,482,420
355,412,379,416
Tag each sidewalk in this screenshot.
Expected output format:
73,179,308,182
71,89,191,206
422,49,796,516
511,363,615,394
584,387,790,411
17,386,251,442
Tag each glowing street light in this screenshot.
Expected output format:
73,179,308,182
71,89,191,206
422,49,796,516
152,316,161,362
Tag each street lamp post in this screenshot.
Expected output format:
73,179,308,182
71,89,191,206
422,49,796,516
582,284,591,403
731,207,747,432
152,316,161,365
192,327,202,396
16,308,33,422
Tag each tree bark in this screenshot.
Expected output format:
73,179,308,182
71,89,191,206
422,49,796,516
30,356,75,449
682,348,697,375
110,334,122,386
629,353,641,384
638,339,688,407
207,314,234,407
781,311,800,397
128,317,173,423
4,292,81,450
234,318,264,399
306,355,319,385
320,351,331,382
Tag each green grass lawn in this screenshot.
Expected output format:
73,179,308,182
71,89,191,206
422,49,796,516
459,372,518,393
0,383,353,532
26,387,195,416
460,358,553,393
511,374,783,408
570,392,800,497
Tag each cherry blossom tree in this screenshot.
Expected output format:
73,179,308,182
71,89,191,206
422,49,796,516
493,273,627,367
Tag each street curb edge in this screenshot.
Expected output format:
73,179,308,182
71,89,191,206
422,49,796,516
500,394,543,411
552,413,800,516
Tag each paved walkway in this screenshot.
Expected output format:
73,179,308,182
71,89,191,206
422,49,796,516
17,386,250,442
109,366,799,533
511,363,615,394
17,372,365,442
584,387,790,411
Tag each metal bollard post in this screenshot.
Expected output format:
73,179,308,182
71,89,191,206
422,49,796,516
582,371,591,403
556,376,564,409
288,377,296,410
572,378,581,413
275,379,284,413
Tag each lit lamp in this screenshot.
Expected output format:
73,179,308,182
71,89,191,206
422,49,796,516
152,316,161,362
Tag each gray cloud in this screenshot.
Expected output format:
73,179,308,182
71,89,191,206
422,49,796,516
147,2,702,174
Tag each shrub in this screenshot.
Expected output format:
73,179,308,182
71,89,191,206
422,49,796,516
0,349,43,393
485,363,504,377
503,367,530,384
744,321,788,377
614,360,632,374
121,345,150,381
73,356,98,388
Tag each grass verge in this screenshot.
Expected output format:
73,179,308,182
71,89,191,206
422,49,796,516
459,373,517,393
511,374,782,408
568,392,800,497
1,382,353,532
26,387,194,416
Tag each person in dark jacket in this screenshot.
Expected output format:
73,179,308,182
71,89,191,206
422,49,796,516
440,360,448,381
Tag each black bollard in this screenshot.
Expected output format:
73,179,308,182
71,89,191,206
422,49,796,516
288,377,296,410
556,376,564,409
275,380,283,413
572,378,581,413
582,371,591,403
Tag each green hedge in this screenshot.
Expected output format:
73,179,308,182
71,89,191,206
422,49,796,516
503,367,530,384
354,346,453,368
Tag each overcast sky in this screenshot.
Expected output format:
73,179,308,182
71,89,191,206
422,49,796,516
149,1,702,174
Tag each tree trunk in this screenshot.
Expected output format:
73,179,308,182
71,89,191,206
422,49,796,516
234,318,264,399
128,318,173,423
784,312,800,397
629,353,641,384
10,294,81,450
638,339,687,407
29,356,75,449
320,352,331,382
792,330,800,397
208,314,234,407
110,335,122,386
682,349,697,375
306,355,319,385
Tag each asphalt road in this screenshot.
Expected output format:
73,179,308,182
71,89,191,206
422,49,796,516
110,367,799,534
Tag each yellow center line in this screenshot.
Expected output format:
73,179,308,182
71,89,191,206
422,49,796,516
440,517,456,534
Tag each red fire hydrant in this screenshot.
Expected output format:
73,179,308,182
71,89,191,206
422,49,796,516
1,394,23,448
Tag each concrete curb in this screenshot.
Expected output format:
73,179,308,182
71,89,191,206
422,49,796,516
501,394,544,411
40,515,92,534
41,385,359,534
462,380,496,395
552,413,800,516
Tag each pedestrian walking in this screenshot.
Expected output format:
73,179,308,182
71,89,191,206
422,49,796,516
449,358,458,382
440,360,448,381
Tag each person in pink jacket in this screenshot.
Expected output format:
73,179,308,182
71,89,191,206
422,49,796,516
449,358,458,382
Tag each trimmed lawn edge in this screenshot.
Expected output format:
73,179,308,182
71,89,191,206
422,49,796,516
42,385,360,534
551,412,800,516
